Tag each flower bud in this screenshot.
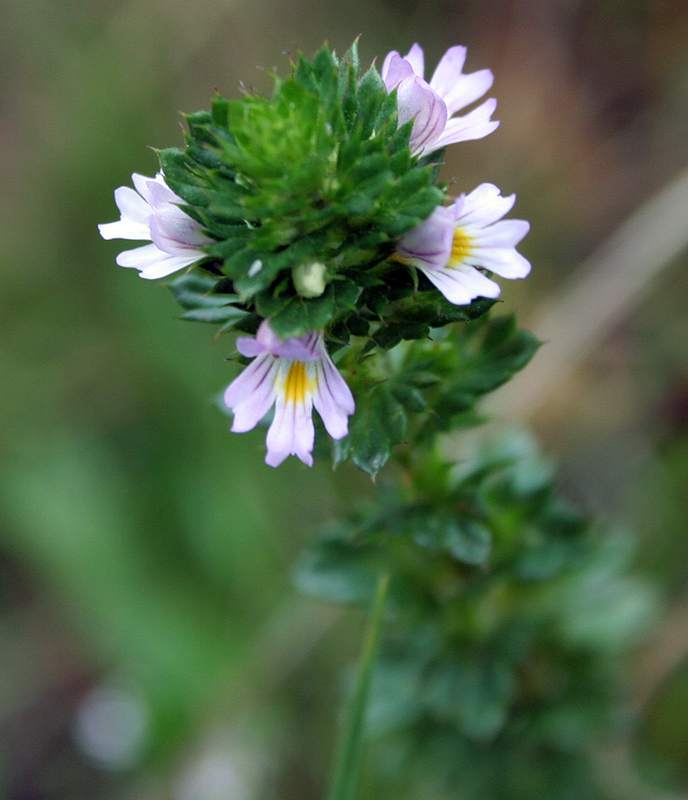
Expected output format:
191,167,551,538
292,261,328,298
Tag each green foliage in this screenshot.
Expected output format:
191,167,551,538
159,42,445,340
297,436,655,800
332,315,540,476
154,40,532,478
168,272,248,328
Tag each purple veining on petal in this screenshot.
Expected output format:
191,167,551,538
100,171,212,279
149,213,210,257
225,352,273,410
381,43,499,157
265,369,316,467
272,340,318,361
395,181,531,306
314,359,354,439
225,323,354,466
394,75,448,156
226,355,279,433
253,320,323,361
382,51,415,89
143,177,183,208
396,206,454,270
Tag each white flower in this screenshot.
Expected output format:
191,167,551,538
99,173,212,280
224,321,355,468
395,183,531,305
381,43,498,157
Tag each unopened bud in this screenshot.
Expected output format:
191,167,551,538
292,261,327,298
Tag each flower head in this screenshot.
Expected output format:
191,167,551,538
99,173,212,280
382,43,498,158
395,183,530,305
224,321,355,468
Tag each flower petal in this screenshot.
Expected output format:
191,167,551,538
132,173,173,206
115,243,202,279
396,205,455,270
149,210,212,255
143,178,184,208
404,43,425,79
437,69,494,118
98,218,150,241
428,46,467,99
254,320,319,361
429,98,499,150
271,339,320,361
473,218,531,248
396,76,448,156
224,353,278,432
99,186,152,240
313,358,355,439
420,264,501,305
468,247,531,279
265,374,315,468
381,51,415,89
114,185,151,224
236,335,266,358
453,183,516,228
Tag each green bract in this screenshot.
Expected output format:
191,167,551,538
160,42,445,341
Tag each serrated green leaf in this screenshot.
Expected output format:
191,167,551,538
389,383,427,413
178,306,248,324
211,94,230,128
342,39,360,75
294,53,318,94
168,272,237,309
445,520,492,565
231,313,262,335
205,237,246,260
343,385,407,476
294,538,380,604
332,435,352,468
266,287,337,339
332,277,360,309
356,67,387,138
372,325,402,351
425,659,515,741
374,90,399,133
346,314,370,337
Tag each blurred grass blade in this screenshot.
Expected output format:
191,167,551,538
327,573,389,800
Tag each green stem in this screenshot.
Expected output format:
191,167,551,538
326,572,390,800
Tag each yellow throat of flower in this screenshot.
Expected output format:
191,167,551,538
449,227,475,267
284,361,313,405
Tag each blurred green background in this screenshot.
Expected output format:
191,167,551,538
2,0,688,797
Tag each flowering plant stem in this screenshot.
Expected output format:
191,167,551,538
327,572,390,800
98,40,651,798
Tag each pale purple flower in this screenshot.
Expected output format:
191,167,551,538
381,43,499,157
395,183,531,305
99,172,212,280
224,321,355,468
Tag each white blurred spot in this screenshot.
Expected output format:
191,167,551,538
73,684,149,770
248,259,263,277
175,752,252,800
